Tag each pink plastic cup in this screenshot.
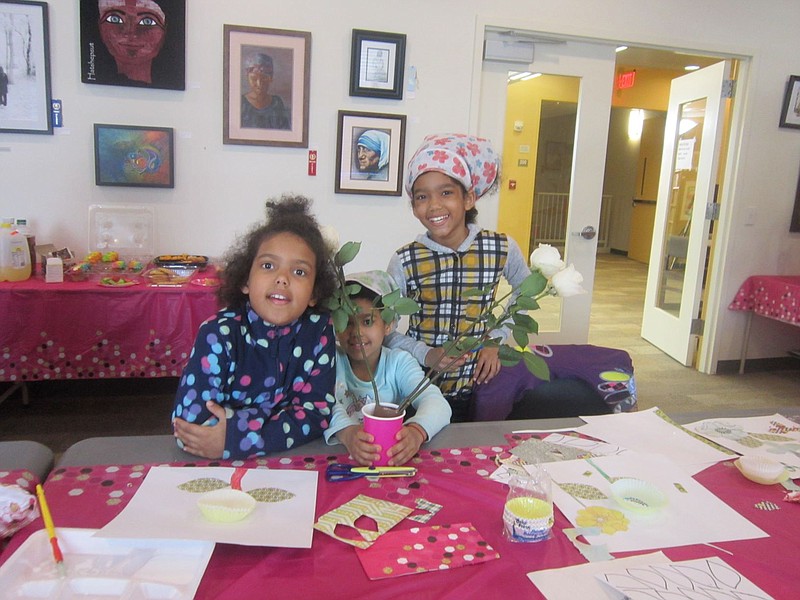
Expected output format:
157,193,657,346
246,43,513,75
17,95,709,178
362,403,406,466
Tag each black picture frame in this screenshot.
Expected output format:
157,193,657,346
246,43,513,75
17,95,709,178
0,0,52,134
94,124,175,188
223,25,311,148
349,29,406,100
779,75,800,129
79,0,186,91
792,165,800,232
335,110,406,196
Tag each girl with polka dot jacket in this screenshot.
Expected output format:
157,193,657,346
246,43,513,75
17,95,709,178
172,196,338,460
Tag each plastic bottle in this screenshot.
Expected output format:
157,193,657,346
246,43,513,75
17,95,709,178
0,220,32,282
13,218,36,274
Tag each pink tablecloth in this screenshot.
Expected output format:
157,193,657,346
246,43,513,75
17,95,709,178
0,275,219,381
3,444,797,599
728,275,800,325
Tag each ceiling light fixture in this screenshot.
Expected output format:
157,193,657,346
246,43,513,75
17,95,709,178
616,45,628,53
628,109,644,141
684,65,700,71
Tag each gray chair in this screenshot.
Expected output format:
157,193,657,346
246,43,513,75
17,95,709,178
0,440,55,483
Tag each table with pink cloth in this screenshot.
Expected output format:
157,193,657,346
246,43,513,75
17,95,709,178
2,438,797,599
729,275,800,373
0,274,219,382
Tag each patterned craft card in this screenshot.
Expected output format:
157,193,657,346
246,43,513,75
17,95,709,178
314,494,413,549
685,414,800,472
356,523,500,580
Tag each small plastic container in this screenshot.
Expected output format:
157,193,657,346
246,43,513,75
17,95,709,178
502,467,554,543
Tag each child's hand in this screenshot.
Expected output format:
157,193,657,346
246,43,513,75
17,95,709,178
424,347,468,372
472,346,501,385
173,401,227,459
387,423,426,466
337,425,380,466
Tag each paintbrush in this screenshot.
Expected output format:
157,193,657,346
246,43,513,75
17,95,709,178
35,484,66,577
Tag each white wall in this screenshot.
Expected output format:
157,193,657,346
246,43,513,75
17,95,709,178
2,0,799,364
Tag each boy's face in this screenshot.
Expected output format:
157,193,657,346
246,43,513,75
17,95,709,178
411,171,476,249
242,232,317,326
337,297,390,368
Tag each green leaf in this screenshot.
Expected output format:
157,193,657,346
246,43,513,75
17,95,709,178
345,283,362,296
512,312,537,330
523,351,550,380
512,327,530,349
381,289,401,305
332,309,349,333
393,297,420,314
498,345,523,366
335,241,361,266
381,307,396,324
462,286,487,298
518,271,548,297
513,296,540,310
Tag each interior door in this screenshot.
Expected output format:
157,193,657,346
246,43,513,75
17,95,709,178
641,61,731,365
476,36,616,343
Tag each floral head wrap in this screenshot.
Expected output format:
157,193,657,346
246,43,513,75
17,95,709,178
405,133,500,199
357,130,391,169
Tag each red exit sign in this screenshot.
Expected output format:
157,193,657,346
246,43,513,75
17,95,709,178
617,70,636,89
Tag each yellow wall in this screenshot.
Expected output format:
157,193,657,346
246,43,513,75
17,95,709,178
498,77,579,258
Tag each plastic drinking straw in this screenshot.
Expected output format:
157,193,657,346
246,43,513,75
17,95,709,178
35,484,66,576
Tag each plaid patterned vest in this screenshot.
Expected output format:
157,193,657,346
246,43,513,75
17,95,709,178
395,230,509,396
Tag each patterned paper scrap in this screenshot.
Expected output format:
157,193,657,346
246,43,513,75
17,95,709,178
314,494,413,549
355,522,500,580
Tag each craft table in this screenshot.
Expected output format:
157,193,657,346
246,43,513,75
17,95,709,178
0,274,219,383
4,414,797,599
728,275,800,373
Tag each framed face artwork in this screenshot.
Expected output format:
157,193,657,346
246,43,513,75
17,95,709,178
335,111,406,196
79,0,186,90
349,29,406,100
94,124,174,188
779,75,800,129
223,25,311,147
0,0,52,134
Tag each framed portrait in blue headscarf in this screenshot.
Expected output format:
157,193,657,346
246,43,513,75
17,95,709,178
335,111,406,196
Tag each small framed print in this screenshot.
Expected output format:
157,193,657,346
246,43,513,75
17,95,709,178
335,110,406,196
94,124,175,188
223,25,311,147
0,0,52,134
349,29,406,100
779,75,800,129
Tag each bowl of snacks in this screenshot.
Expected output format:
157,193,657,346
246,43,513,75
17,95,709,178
154,254,209,270
144,266,195,286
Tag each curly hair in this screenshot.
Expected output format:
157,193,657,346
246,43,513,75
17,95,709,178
217,195,337,310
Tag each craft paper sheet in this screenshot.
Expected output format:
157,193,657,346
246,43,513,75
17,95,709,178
685,413,800,472
578,408,733,475
314,494,413,549
528,551,670,599
98,466,318,548
356,523,500,580
599,556,774,600
547,453,767,553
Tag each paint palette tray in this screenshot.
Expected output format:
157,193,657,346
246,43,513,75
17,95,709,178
0,528,213,599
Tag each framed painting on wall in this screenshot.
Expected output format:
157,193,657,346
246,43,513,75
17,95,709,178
779,75,800,129
349,29,406,100
223,25,311,148
0,0,52,134
335,110,406,196
79,0,186,91
792,166,800,232
94,123,174,188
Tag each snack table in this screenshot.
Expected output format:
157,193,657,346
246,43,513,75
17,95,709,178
4,414,797,599
728,275,800,373
0,274,219,382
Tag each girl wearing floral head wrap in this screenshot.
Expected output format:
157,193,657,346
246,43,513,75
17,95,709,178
385,134,532,421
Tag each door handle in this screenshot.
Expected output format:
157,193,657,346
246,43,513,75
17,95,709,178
572,225,596,240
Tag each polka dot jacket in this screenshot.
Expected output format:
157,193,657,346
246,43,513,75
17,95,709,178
172,303,336,460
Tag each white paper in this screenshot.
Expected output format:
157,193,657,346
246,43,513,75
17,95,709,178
598,556,774,600
97,466,318,548
547,452,767,553
528,551,670,599
685,413,800,472
543,433,630,457
578,408,733,475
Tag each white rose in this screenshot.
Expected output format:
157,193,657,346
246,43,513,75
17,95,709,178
529,243,565,278
551,264,586,297
319,225,340,255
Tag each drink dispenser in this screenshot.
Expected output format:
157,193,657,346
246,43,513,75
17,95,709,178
0,220,32,281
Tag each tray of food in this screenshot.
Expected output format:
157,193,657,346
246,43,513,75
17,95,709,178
143,267,195,286
153,254,209,269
